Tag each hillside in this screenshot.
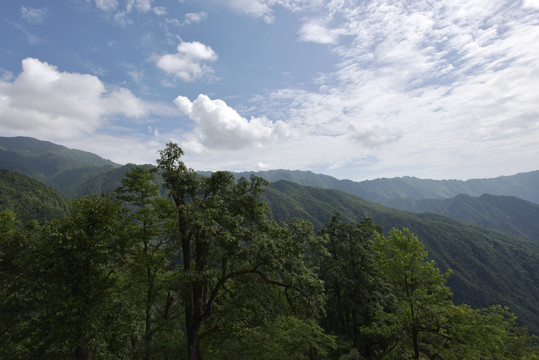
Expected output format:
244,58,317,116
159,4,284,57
0,136,120,195
0,169,68,223
235,169,539,205
1,136,538,333
264,180,539,334
397,193,539,242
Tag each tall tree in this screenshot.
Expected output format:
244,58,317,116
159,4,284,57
29,194,134,359
318,214,387,357
0,210,38,360
367,228,539,359
368,228,454,359
156,142,326,360
115,166,177,359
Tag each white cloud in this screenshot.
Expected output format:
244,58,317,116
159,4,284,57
348,122,402,148
0,58,148,138
6,20,44,44
153,6,167,16
21,7,48,24
155,41,218,82
95,0,118,12
93,0,162,26
223,0,275,23
174,94,289,150
298,18,345,44
220,0,320,23
0,69,14,82
126,0,152,13
522,0,539,9
236,0,539,180
60,134,163,165
184,12,207,24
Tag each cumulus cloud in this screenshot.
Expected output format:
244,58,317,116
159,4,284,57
174,94,289,150
155,41,218,82
0,58,147,138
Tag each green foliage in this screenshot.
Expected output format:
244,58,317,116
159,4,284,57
115,166,178,359
0,210,38,360
368,228,454,359
0,136,120,199
318,215,387,357
266,181,539,334
2,139,538,359
157,142,328,360
406,193,539,241
0,169,68,223
365,228,538,359
27,194,135,359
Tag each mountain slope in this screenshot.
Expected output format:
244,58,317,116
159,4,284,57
399,194,539,242
264,181,539,334
234,169,539,205
0,169,68,223
0,136,120,196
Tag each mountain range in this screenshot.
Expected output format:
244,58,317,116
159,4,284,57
2,136,538,241
1,136,538,333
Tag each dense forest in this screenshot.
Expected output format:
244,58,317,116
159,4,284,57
1,142,537,360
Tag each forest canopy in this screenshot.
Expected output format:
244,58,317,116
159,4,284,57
1,143,537,360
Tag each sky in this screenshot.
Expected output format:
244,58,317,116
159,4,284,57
1,0,538,181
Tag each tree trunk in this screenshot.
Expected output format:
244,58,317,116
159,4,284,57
74,345,88,360
186,318,200,360
412,325,420,360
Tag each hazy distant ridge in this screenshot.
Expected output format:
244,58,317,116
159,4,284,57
232,169,539,205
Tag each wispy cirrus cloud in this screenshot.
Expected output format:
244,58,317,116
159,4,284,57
92,0,162,26
21,6,48,24
220,0,321,23
238,0,539,179
298,18,346,44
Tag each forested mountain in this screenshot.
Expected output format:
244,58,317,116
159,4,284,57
264,180,539,334
397,193,539,242
1,136,539,333
1,141,538,359
0,136,118,168
234,169,539,205
0,136,120,194
0,169,68,223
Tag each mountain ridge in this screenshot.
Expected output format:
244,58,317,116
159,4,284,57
265,180,539,333
1,137,538,241
0,137,538,333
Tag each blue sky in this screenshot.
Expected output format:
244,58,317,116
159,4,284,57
1,0,538,181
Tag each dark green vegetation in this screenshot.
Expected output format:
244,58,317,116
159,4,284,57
401,194,539,241
0,169,68,223
2,143,537,359
0,136,122,198
1,137,538,358
3,136,539,238
264,181,539,334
